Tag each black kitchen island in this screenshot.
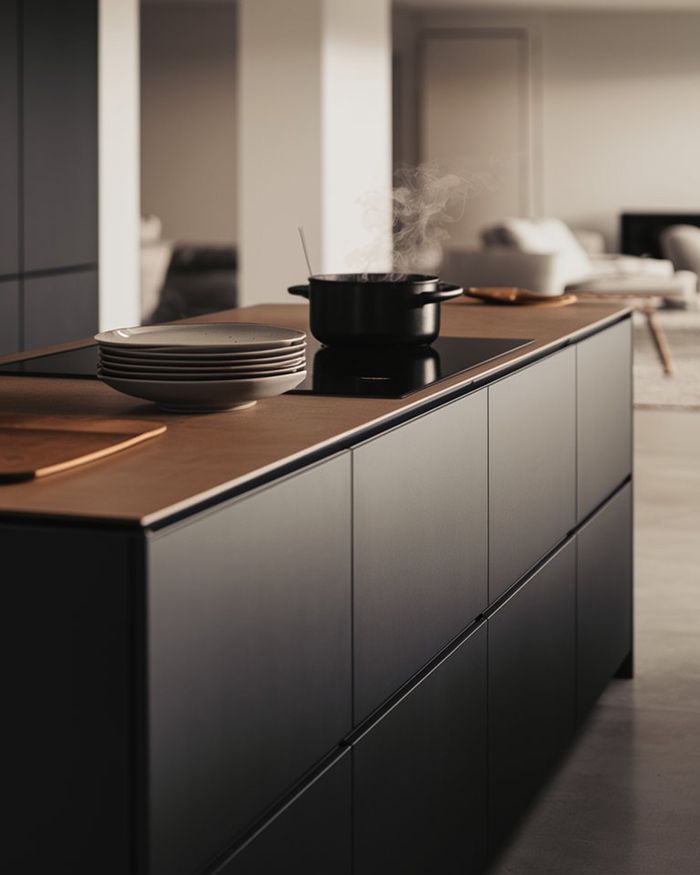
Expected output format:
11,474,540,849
1,301,633,874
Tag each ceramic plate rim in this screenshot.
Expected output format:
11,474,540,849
95,322,306,351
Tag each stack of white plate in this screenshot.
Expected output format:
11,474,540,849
95,323,306,412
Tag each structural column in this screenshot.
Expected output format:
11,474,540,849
238,0,392,306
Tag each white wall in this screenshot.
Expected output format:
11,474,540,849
141,1,237,244
99,0,141,330
394,9,700,250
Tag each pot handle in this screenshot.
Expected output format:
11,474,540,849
417,282,463,305
288,284,310,299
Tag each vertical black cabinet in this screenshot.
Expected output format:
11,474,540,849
354,624,487,875
146,455,352,875
23,270,98,348
0,0,19,276
577,484,633,720
577,319,632,521
215,753,351,875
353,390,488,723
488,541,576,850
0,280,20,355
489,348,576,602
22,0,98,272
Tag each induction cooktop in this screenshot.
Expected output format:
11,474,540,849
0,336,533,399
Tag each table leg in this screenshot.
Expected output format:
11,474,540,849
644,308,674,376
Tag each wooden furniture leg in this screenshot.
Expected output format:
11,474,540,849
644,307,674,377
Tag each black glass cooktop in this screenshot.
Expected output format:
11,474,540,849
0,336,533,398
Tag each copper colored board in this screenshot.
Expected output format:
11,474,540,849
0,301,629,523
465,287,578,308
0,415,166,483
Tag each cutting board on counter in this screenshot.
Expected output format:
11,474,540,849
0,415,166,483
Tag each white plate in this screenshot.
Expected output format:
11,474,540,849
99,354,305,374
95,323,306,351
99,370,307,412
98,362,305,381
98,345,306,366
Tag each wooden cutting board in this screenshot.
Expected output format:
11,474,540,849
464,287,578,307
0,415,166,483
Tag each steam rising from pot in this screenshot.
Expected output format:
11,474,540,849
349,161,495,278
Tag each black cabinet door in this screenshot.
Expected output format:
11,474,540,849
22,0,97,271
0,0,18,276
489,348,576,602
0,280,20,355
215,752,351,875
23,269,98,349
354,624,487,875
147,455,352,875
577,484,633,720
488,541,576,850
577,320,632,521
353,390,487,722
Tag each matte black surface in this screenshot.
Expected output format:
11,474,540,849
3,523,132,874
488,541,576,852
577,319,632,521
0,342,98,376
22,0,97,271
577,484,633,720
291,335,532,398
216,752,351,875
146,455,352,875
488,348,576,602
0,279,20,356
23,270,98,350
0,0,19,276
288,273,462,347
354,624,487,875
353,390,488,721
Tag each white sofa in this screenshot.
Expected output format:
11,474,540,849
443,218,698,307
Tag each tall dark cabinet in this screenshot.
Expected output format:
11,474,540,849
0,0,98,357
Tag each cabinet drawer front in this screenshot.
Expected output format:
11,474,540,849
577,484,633,720
216,752,351,875
0,0,18,276
489,348,576,601
354,625,487,875
147,455,352,875
353,390,488,722
488,541,576,849
0,280,20,356
577,320,632,521
23,270,98,349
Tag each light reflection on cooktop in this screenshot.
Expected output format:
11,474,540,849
0,336,533,399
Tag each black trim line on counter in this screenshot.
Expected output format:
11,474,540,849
0,261,99,284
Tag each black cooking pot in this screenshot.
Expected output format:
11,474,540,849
288,273,462,347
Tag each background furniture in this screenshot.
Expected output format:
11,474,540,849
621,212,700,258
0,0,98,357
661,224,700,289
443,218,698,307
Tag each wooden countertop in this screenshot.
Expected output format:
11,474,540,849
0,300,629,527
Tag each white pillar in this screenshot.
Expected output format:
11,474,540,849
238,0,392,307
99,0,140,329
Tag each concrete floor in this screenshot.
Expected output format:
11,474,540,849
488,409,700,875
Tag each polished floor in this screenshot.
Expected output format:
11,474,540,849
489,409,700,875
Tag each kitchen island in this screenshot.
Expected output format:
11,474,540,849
1,300,633,874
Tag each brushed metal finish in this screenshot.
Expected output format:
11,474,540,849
353,390,488,722
577,319,633,521
489,347,576,602
22,0,97,271
147,455,352,875
3,523,132,874
354,625,487,875
216,752,351,875
0,0,18,276
577,484,633,720
488,541,576,851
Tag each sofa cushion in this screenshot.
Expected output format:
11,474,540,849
482,218,592,285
